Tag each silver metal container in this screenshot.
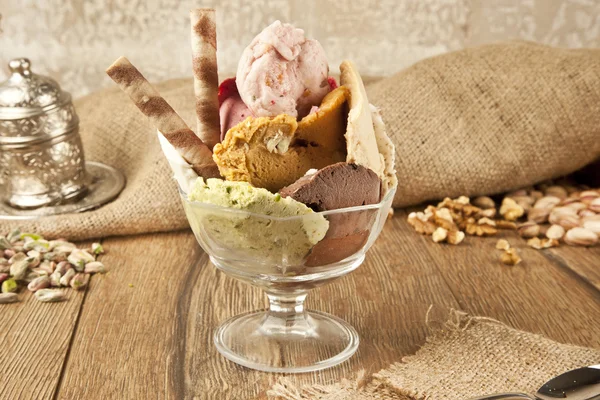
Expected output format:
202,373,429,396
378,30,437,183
0,58,88,208
0,58,125,220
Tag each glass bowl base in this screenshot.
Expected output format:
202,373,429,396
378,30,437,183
214,309,359,373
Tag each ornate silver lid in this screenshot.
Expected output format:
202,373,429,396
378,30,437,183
0,58,78,146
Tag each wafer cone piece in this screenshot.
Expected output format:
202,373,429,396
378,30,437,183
106,56,220,178
190,8,221,150
340,60,385,181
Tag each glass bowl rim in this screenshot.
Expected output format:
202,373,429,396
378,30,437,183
180,184,396,221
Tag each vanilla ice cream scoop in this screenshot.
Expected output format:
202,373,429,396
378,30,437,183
236,21,330,119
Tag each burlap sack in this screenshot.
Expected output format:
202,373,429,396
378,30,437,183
267,309,600,400
1,41,599,239
368,41,600,207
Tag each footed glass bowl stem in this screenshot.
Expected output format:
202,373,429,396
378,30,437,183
214,288,359,373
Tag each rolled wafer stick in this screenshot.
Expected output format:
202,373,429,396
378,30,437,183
190,8,221,150
106,56,220,179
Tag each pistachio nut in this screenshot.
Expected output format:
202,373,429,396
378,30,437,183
26,250,40,259
582,220,600,235
564,202,587,213
473,196,495,209
59,268,76,287
546,224,565,240
548,208,581,230
91,243,104,255
545,186,568,199
54,261,70,276
0,237,10,250
527,207,550,223
49,272,61,287
28,256,41,269
84,261,107,274
564,227,598,246
8,252,26,265
589,198,600,213
48,240,75,252
24,271,42,283
517,222,540,238
582,214,600,223
34,289,66,303
68,249,95,271
6,229,20,243
533,196,561,210
511,195,535,206
0,293,18,304
10,258,30,280
2,278,18,293
54,245,76,254
37,260,55,275
27,275,50,292
579,190,600,206
70,273,90,291
30,268,49,277
579,209,596,218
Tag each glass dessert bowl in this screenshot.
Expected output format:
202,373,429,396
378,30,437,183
180,186,396,373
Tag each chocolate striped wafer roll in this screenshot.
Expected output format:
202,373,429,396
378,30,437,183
190,8,221,150
106,56,220,179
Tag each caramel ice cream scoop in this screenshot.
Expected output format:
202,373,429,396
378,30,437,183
213,87,349,192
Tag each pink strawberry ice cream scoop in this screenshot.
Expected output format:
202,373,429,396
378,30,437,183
218,78,252,140
236,21,330,119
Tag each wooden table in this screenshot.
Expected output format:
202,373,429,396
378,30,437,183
2,210,599,399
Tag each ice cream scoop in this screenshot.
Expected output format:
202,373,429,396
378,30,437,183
186,177,329,264
213,90,349,193
236,21,330,119
218,78,253,140
219,93,251,141
280,162,381,266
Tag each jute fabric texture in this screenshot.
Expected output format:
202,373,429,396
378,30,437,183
267,309,600,400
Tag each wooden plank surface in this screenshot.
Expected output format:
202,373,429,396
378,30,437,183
55,232,202,399
0,242,95,400
45,212,600,399
547,246,600,292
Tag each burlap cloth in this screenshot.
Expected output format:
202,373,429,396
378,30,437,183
1,41,599,239
267,309,600,400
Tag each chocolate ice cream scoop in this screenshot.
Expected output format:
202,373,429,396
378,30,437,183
280,162,382,266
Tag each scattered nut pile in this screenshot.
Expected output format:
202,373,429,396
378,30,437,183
407,182,600,252
0,229,106,304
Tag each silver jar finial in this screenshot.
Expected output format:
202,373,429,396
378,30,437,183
0,58,125,217
9,58,32,77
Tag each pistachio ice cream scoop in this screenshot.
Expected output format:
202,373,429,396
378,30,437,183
185,178,329,265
